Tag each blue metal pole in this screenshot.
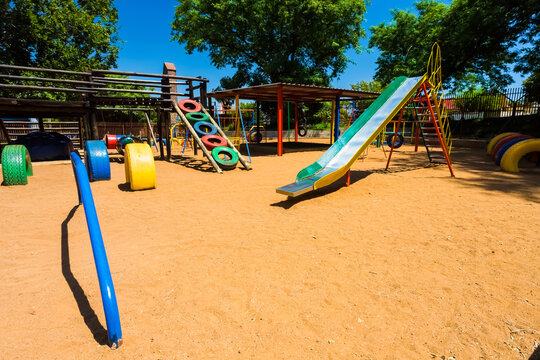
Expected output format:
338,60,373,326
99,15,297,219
335,96,341,142
70,152,122,348
214,101,222,129
238,108,252,163
182,129,190,153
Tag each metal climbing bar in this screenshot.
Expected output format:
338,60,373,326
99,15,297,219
70,152,123,349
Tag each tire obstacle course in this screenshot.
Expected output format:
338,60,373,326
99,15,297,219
100,132,157,190
173,99,252,173
486,133,540,172
85,140,111,181
1,144,33,185
124,143,156,190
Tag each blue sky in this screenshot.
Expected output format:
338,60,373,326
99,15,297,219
114,0,524,91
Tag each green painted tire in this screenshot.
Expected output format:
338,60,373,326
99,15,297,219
185,112,209,124
211,146,239,170
1,145,33,186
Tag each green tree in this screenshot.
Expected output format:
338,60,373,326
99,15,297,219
351,80,385,93
0,0,120,70
369,0,539,91
171,0,367,88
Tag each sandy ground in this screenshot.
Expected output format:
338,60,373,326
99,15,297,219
0,142,539,359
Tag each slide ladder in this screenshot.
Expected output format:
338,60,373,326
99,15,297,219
411,83,454,175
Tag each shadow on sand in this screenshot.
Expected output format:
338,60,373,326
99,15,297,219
61,205,108,345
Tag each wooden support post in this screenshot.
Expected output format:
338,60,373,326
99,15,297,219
158,109,164,160
294,102,298,142
0,118,11,144
86,71,100,140
385,109,404,171
144,112,157,149
235,95,240,140
200,80,208,108
78,117,84,149
89,112,99,140
162,62,178,161
277,86,283,156
166,116,172,161
38,118,44,132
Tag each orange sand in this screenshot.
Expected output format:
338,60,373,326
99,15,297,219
0,144,538,359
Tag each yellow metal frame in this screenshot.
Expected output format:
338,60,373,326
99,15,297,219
426,42,452,154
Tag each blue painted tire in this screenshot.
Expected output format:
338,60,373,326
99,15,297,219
193,121,218,138
85,140,111,181
494,136,532,165
385,133,404,149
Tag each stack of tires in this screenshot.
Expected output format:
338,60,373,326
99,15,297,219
486,132,540,172
178,99,239,170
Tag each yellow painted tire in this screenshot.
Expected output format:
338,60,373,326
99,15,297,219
486,132,517,155
124,143,156,190
500,139,540,173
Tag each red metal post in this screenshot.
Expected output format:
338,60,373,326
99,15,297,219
277,86,283,156
294,101,298,142
385,109,404,171
345,169,351,187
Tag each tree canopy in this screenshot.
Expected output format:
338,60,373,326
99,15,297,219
351,80,386,93
171,0,367,88
0,0,120,70
369,0,540,93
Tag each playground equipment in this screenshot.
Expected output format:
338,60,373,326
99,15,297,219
172,99,251,173
70,151,122,348
201,134,227,150
385,132,404,149
1,144,33,185
487,132,540,172
247,125,265,143
277,43,453,197
14,131,74,161
115,135,143,155
486,132,517,155
124,143,156,190
501,139,540,172
85,140,111,181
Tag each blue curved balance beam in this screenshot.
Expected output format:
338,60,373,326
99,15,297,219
70,152,123,348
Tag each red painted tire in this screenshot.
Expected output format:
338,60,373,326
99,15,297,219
201,135,227,151
104,134,118,149
178,99,202,113
491,134,525,159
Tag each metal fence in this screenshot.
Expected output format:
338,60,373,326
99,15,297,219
444,88,539,120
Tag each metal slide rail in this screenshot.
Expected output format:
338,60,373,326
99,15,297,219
70,152,122,348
